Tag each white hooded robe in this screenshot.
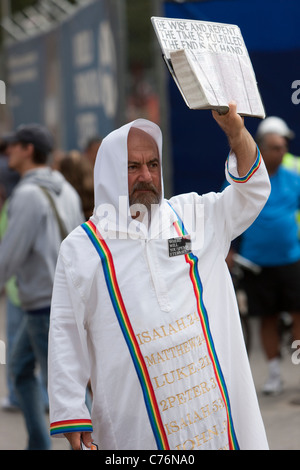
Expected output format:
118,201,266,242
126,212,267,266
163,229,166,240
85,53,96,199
48,119,270,450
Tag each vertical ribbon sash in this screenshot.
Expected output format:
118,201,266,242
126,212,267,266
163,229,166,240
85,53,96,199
81,220,170,450
171,207,239,451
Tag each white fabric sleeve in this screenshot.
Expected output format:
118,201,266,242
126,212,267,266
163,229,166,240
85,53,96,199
205,146,271,257
48,249,92,437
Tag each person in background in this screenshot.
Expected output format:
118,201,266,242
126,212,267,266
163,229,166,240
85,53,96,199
0,123,84,449
256,116,299,172
0,136,20,211
237,121,300,396
0,136,22,412
57,150,94,220
83,136,102,167
256,116,300,230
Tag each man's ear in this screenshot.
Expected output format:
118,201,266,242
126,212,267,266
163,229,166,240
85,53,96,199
23,142,35,160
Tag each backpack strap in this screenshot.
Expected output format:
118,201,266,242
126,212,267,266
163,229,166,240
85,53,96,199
39,186,68,241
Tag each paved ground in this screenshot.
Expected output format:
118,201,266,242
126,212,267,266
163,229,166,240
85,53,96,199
0,294,300,450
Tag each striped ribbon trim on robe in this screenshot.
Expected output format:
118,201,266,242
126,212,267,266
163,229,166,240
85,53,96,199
50,419,93,436
169,203,239,451
226,146,262,183
81,220,170,450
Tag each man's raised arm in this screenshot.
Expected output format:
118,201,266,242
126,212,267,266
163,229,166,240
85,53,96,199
212,101,257,177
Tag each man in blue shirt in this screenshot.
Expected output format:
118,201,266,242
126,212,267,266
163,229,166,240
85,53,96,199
240,127,300,395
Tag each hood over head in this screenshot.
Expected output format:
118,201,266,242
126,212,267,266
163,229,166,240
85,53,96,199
91,119,164,236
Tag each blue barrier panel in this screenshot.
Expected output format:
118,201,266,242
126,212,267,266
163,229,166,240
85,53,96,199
5,1,125,152
164,0,300,195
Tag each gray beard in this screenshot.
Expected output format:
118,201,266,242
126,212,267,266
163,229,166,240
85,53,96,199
129,182,161,212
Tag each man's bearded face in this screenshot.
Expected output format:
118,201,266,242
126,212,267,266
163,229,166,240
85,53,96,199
127,128,162,212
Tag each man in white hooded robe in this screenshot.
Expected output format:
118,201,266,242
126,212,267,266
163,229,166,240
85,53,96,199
48,103,270,450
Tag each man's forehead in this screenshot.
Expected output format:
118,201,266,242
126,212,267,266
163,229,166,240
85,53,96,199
128,127,158,147
264,133,286,143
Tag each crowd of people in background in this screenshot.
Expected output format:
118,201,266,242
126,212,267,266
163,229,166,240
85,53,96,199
0,126,101,449
0,133,101,219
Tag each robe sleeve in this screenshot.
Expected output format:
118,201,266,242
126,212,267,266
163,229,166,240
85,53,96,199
168,146,270,259
48,249,93,437
211,146,271,256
